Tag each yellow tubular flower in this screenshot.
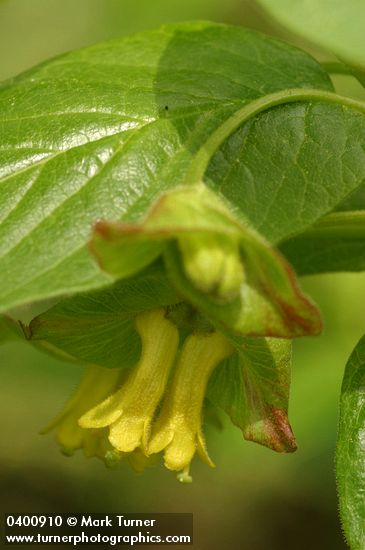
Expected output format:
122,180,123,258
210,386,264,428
79,308,179,454
148,331,234,482
41,365,122,456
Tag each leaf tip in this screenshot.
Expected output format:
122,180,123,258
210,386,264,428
244,407,297,453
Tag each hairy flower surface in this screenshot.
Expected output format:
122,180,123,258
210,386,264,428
79,308,179,453
148,331,234,482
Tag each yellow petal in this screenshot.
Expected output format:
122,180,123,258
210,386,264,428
42,366,122,434
197,430,215,468
163,427,197,472
148,423,174,455
82,430,102,458
78,388,124,428
55,417,84,455
128,448,157,473
109,415,148,453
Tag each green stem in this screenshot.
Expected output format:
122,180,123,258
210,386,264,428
321,61,365,88
321,61,355,76
289,211,365,240
185,88,365,185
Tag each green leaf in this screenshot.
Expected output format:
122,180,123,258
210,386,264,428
28,263,178,368
256,0,365,68
91,183,322,338
208,337,296,452
336,335,365,549
1,21,365,313
337,183,365,212
280,180,365,276
280,211,365,275
206,99,365,244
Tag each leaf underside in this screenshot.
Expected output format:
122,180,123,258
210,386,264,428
208,337,296,453
28,263,178,368
280,211,365,275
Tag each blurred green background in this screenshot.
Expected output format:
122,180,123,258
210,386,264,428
1,1,365,549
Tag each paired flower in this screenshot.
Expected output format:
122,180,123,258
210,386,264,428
40,182,321,481
45,308,233,481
